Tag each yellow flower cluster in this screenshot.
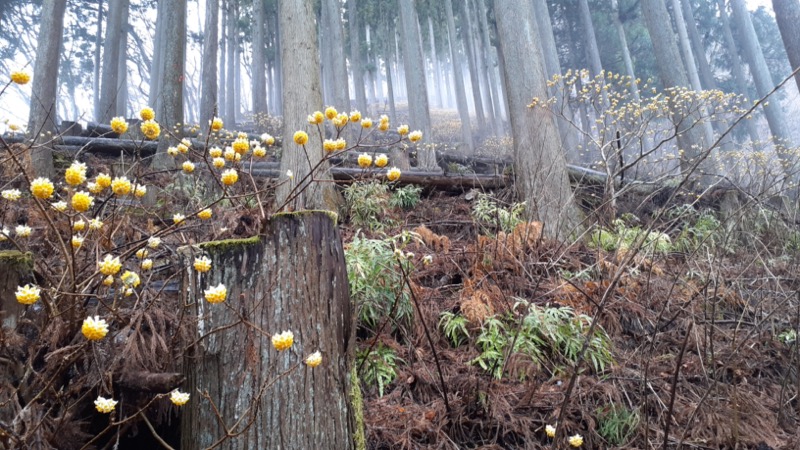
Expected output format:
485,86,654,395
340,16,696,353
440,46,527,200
120,270,140,288
170,390,190,406
173,214,185,225
141,259,153,271
397,124,409,136
193,256,212,272
386,167,401,182
332,113,349,128
139,107,155,121
408,130,423,142
323,138,346,153
568,434,583,447
221,169,238,185
293,130,309,145
94,396,117,413
136,248,148,259
379,115,390,131
349,111,361,122
198,208,212,220
71,235,84,249
375,154,389,168
204,283,227,303
15,284,40,305
65,161,87,186
261,133,275,146
15,225,31,237
357,153,372,168
10,70,31,85
325,106,338,120
308,111,325,124
140,120,161,140
305,351,322,367
545,424,556,438
361,118,373,129
232,137,249,154
71,191,94,212
110,117,128,134
182,161,195,173
210,117,224,132
82,316,109,340
111,177,132,196
209,146,223,158
96,173,112,189
271,330,294,351
99,255,122,275
2,189,21,201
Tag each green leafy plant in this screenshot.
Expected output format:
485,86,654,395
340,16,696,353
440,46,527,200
596,404,640,446
357,344,403,397
668,205,728,253
588,218,671,255
389,184,423,209
471,302,614,380
471,193,525,234
345,234,414,330
343,181,391,230
439,311,470,347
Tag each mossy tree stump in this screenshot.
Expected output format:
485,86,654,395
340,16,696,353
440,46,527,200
0,250,34,330
180,211,353,449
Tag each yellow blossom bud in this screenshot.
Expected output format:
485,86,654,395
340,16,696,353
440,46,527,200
140,119,160,140
197,208,212,220
305,351,322,367
94,396,117,413
212,157,226,168
98,255,122,275
357,153,372,168
210,117,223,132
71,191,94,212
293,130,309,145
204,283,227,303
386,167,401,182
170,390,190,406
375,154,389,168
15,284,40,305
139,107,155,121
30,177,54,199
182,161,195,174
397,124,409,135
324,106,338,120
10,70,31,85
65,161,87,186
95,173,112,188
82,316,109,340
271,330,294,351
221,169,238,185
209,146,223,158
111,177,132,196
110,117,128,134
194,256,212,272
120,270,140,288
361,118,373,129
408,130,422,142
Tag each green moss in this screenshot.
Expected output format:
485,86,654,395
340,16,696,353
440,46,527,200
272,209,339,225
0,250,33,271
198,236,261,254
350,367,366,450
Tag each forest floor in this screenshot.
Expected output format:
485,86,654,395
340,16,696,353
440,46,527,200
346,187,800,450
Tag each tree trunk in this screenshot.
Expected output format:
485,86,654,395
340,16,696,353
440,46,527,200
218,0,227,122
225,0,236,125
93,0,103,121
731,0,794,152
469,0,496,136
349,0,368,115
611,0,640,101
200,0,219,127
493,0,581,240
321,0,350,109
273,12,283,116
772,0,800,95
252,0,268,115
384,17,397,122
475,0,503,127
681,0,716,90
444,0,473,154
150,0,186,170
717,0,760,144
98,0,125,122
427,15,443,109
398,0,435,169
458,2,485,134
578,0,602,79
277,0,338,210
27,0,67,179
148,0,166,110
641,0,709,178
115,0,129,118
180,212,353,450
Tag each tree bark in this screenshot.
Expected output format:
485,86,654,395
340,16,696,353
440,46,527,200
458,2,485,134
200,0,219,127
93,0,103,121
772,0,800,95
180,212,353,450
611,0,640,101
115,0,129,118
252,0,268,115
730,0,794,152
476,0,503,126
150,0,186,170
148,0,166,110
277,0,338,210
384,16,397,122
349,0,368,115
225,0,236,125
427,15,443,110
398,0,435,169
681,0,716,90
97,0,126,123
27,0,67,179
444,0,473,154
218,0,227,122
321,0,350,109
493,0,581,240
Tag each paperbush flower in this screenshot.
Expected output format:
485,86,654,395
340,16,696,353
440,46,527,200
71,235,84,249
15,284,40,305
386,167,401,182
361,118,373,129
307,111,324,124
379,115,390,131
261,133,276,145
422,255,433,266
209,146,223,158
408,130,423,142
212,157,226,168
173,214,185,225
293,130,309,145
120,270,140,288
167,146,179,157
305,351,322,367
179,138,191,152
545,425,556,438
102,275,115,286
182,161,195,174
98,255,122,275
204,284,227,303
15,225,31,237
397,124,409,136
357,153,372,168
271,330,294,351
73,220,86,232
221,169,238,186
568,434,583,447
141,259,153,271
71,191,94,212
140,119,160,139
210,117,223,132
52,201,67,212
324,106,338,120
350,110,361,122
335,138,347,150
147,236,161,249
253,146,267,158
224,147,236,161
89,218,104,230
193,256,212,272
28,178,53,199
197,208,212,220
0,227,8,241
332,113,349,127
232,138,249,154
65,161,87,185
111,177,132,196
170,390,190,406
110,117,128,134
94,396,117,413
2,189,21,201
134,184,147,197
323,139,336,152
375,154,389,168
10,70,30,85
82,316,109,340
87,182,103,194
95,173,112,189
135,248,148,259
139,107,155,121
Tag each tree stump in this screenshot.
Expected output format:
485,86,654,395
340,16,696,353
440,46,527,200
180,211,354,449
0,250,34,330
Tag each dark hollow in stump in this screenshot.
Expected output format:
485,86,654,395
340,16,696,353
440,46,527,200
180,211,353,450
